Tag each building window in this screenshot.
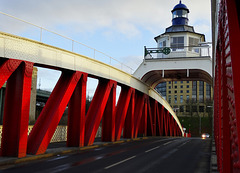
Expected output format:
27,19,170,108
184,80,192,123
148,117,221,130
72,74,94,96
169,91,171,94
187,90,189,93
206,83,211,100
171,36,184,51
168,95,171,103
169,81,171,84
175,81,177,84
180,90,183,93
175,86,177,89
169,86,171,89
180,106,184,112
156,82,166,97
187,85,189,88
199,106,204,112
187,81,189,83
186,106,190,112
180,95,183,103
199,81,204,103
186,95,189,101
192,106,197,112
192,81,197,102
175,90,177,93
174,95,177,103
181,81,183,83
181,85,183,88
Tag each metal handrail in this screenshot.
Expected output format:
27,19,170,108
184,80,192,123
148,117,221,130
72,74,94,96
144,44,211,59
0,11,134,74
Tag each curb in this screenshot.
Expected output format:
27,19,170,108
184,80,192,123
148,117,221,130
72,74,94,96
0,137,149,168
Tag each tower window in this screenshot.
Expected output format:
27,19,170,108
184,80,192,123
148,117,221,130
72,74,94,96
172,10,188,19
189,37,200,53
159,40,166,48
171,37,184,51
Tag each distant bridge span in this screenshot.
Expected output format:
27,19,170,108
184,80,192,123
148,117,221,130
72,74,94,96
0,32,183,158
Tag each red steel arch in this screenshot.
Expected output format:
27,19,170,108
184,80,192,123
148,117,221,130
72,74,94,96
214,0,240,172
0,57,183,158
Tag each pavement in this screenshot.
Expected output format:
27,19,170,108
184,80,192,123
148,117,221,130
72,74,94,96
0,137,218,172
211,140,219,173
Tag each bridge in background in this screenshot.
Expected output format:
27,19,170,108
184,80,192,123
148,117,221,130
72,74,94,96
0,31,183,158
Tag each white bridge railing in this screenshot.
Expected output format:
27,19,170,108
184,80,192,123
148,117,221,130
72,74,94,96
0,11,134,74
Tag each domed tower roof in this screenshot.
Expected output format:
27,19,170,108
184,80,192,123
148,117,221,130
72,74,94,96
172,1,189,13
171,1,189,26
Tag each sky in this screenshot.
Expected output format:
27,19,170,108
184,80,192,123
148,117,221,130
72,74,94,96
0,0,212,93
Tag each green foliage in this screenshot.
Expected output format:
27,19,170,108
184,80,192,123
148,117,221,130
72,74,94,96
178,116,212,137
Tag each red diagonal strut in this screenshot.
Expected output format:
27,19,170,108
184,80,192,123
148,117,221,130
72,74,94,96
27,71,83,155
115,87,135,140
67,73,88,147
84,79,117,146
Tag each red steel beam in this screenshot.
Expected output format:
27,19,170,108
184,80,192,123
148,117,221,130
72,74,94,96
102,81,117,142
123,89,135,139
147,99,154,136
0,59,22,88
115,87,135,140
134,93,145,138
27,71,83,155
138,98,148,136
155,103,161,136
160,105,165,136
67,73,88,147
1,61,33,158
84,79,117,146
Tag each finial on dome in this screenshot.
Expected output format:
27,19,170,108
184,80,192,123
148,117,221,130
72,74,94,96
180,1,182,4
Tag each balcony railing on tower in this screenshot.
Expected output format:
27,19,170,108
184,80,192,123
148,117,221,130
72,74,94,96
144,43,211,59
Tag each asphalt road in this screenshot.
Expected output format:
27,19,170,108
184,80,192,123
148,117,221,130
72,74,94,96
0,137,211,173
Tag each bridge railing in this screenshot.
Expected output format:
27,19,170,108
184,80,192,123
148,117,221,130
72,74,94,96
144,44,211,59
0,11,134,74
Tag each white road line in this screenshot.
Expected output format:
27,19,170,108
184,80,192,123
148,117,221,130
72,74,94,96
145,146,160,153
161,148,178,159
163,141,173,146
178,140,190,148
151,138,172,143
104,156,136,169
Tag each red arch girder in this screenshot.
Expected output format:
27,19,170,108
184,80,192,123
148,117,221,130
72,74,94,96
214,0,240,172
0,60,33,158
0,58,183,158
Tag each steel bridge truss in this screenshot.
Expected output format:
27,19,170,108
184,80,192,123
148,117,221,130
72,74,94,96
214,0,240,172
0,58,182,158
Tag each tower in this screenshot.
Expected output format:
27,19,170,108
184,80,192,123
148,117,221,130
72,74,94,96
153,1,213,118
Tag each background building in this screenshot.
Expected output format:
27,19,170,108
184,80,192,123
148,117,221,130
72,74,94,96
156,81,213,117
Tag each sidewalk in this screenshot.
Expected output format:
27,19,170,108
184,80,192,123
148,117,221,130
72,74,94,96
211,140,219,173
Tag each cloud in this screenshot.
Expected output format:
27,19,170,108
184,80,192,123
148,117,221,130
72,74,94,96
0,0,176,36
0,0,211,40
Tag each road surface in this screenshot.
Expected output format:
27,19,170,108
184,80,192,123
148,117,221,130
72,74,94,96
0,137,211,173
